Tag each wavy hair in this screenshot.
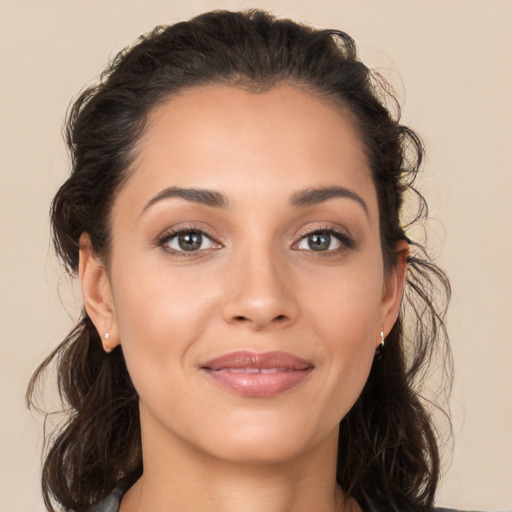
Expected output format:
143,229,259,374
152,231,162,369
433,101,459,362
27,9,451,512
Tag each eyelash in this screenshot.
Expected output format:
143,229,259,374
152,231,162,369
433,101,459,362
296,225,355,255
156,224,354,258
157,226,219,258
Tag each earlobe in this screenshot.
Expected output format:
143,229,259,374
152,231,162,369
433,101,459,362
379,240,409,340
79,233,120,353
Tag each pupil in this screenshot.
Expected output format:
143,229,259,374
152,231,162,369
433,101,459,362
309,233,330,251
178,232,202,251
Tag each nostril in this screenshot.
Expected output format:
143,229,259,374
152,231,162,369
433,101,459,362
232,313,288,325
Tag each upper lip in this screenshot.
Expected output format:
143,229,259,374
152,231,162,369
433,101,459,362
201,351,313,371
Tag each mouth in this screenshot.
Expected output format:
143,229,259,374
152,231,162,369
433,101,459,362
200,351,314,397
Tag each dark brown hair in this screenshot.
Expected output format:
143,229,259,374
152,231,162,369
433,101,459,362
27,9,451,512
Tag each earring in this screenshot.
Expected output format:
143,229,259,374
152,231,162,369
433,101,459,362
375,330,385,360
103,332,114,353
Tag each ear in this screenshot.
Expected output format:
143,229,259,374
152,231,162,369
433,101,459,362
79,233,120,353
379,240,409,344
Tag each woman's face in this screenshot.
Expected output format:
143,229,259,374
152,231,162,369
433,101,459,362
84,84,405,465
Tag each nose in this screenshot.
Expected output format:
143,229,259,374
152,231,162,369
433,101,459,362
222,248,299,331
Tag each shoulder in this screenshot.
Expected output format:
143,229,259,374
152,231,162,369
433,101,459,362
87,476,136,512
435,508,487,512
87,489,122,512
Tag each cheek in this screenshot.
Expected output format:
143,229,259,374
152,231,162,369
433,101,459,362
309,253,384,341
113,253,217,331
110,260,219,389
304,256,383,409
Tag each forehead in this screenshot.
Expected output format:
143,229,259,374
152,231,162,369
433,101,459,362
122,84,376,216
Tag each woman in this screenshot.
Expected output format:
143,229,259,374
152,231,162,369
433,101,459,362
28,9,456,512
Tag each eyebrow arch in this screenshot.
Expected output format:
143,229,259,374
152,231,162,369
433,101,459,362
141,184,369,218
290,186,369,217
142,186,229,214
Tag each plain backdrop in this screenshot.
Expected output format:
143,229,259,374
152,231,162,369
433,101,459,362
1,1,511,511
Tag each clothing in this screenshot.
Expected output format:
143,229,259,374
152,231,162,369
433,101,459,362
88,482,481,512
88,477,133,512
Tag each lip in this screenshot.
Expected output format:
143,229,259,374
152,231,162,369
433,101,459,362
200,351,314,397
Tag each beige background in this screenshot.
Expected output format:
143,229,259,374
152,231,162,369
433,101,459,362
1,1,511,511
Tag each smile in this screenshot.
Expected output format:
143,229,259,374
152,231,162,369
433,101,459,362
200,351,314,397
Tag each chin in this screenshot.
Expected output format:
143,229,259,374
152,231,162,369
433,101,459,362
204,434,316,466
186,410,340,467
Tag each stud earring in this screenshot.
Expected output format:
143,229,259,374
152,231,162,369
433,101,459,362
103,332,114,353
375,330,385,360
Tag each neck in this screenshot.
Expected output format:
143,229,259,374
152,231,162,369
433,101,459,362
120,414,358,512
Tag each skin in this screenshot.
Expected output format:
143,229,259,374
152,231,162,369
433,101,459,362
80,84,408,512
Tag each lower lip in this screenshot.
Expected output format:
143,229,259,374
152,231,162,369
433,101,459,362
202,368,313,397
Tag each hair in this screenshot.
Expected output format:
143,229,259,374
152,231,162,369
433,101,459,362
27,9,451,512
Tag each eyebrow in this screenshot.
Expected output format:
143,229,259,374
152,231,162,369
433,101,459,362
142,186,229,213
290,186,369,217
141,185,368,217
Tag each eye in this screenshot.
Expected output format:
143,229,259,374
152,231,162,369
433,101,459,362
295,228,353,253
158,227,220,255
